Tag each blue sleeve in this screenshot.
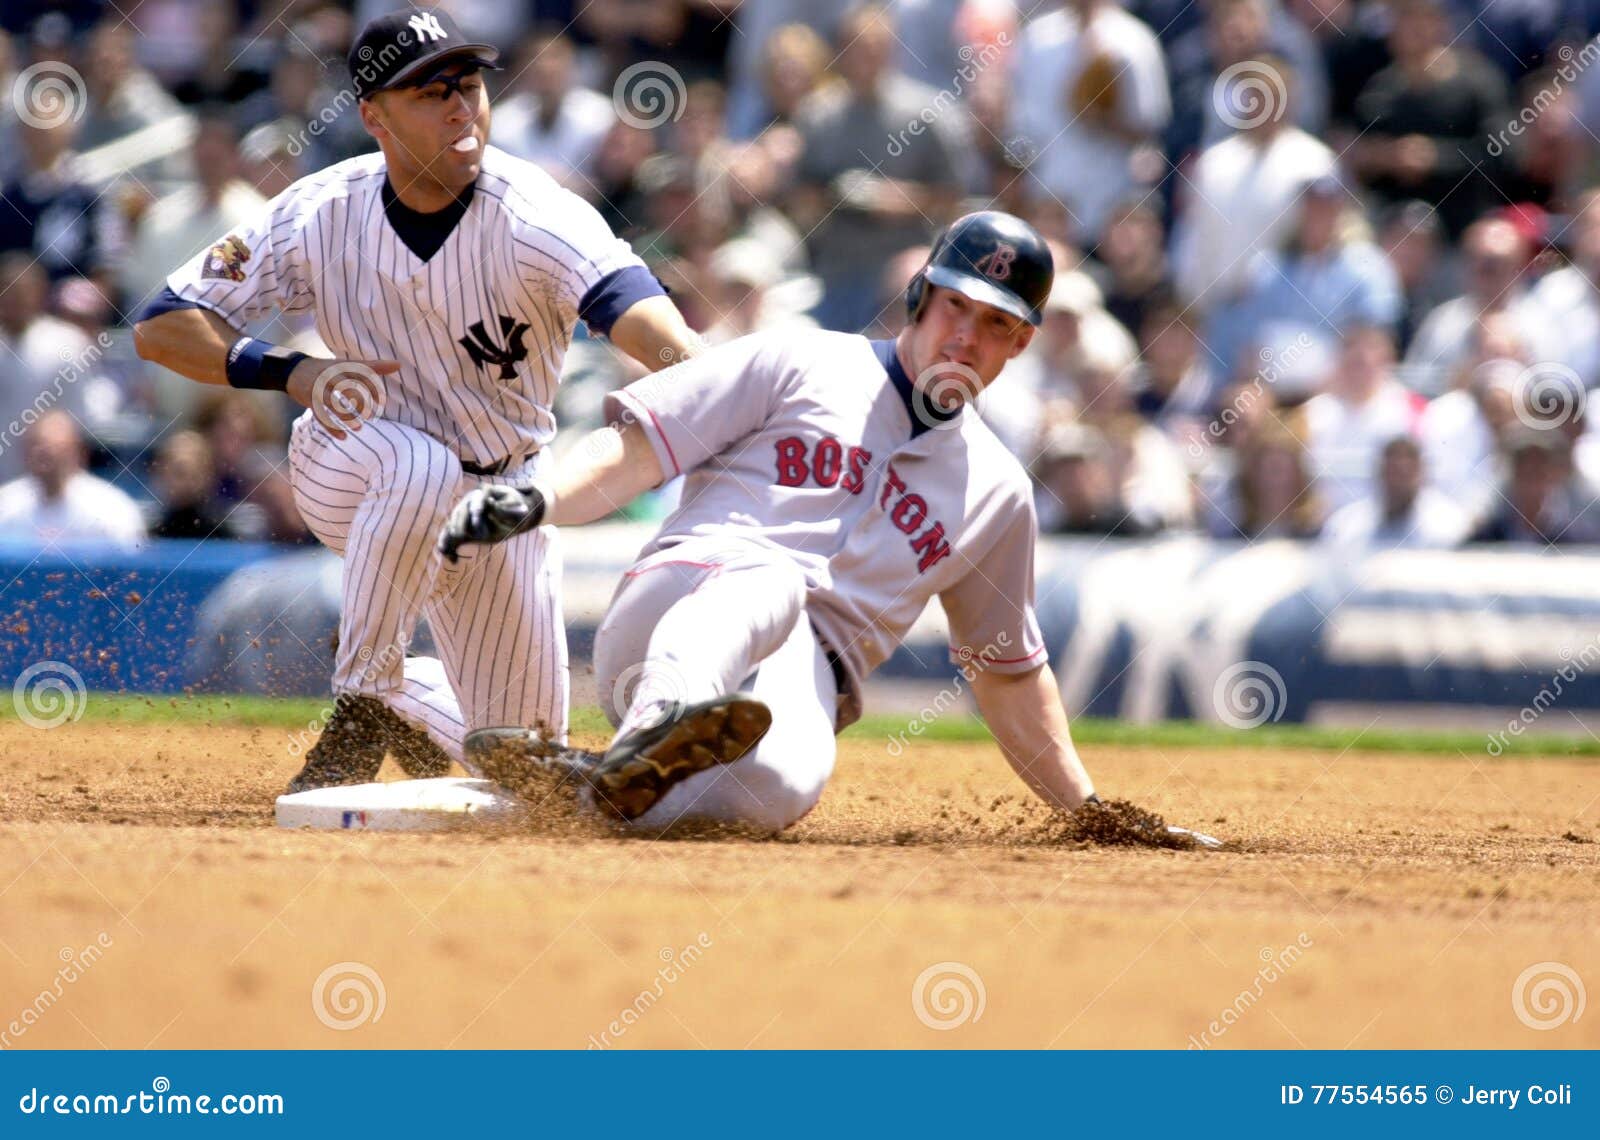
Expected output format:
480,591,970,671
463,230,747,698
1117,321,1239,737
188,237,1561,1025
136,285,218,323
577,266,667,337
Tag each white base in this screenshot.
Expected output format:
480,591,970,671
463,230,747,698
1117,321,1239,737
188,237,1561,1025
274,777,524,832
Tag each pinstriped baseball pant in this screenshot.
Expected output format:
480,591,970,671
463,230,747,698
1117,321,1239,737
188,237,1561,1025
288,412,566,760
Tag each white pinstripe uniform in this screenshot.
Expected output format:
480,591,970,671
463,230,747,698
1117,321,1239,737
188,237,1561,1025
166,145,651,755
592,329,1048,830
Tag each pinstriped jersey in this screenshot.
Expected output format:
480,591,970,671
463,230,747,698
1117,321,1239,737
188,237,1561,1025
165,145,646,466
605,328,1049,724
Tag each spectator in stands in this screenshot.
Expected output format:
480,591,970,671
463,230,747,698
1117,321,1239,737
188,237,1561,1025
1011,270,1140,418
1304,325,1425,512
728,22,835,142
1165,0,1328,161
122,109,266,312
1524,187,1600,390
1350,0,1509,240
0,255,106,484
790,4,963,331
493,29,616,194
1094,197,1171,340
1216,418,1322,539
167,4,269,108
1402,216,1550,395
1419,339,1519,521
701,237,818,342
1468,430,1581,545
150,429,235,540
1321,434,1470,550
1033,421,1157,535
76,19,186,151
1130,290,1214,434
193,391,309,545
0,115,123,286
238,121,301,199
0,410,144,549
1288,0,1391,137
1493,66,1586,212
1010,0,1169,245
1212,173,1401,403
1172,55,1335,321
1378,200,1454,354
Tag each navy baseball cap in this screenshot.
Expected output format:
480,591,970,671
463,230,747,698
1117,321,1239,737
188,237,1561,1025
348,8,501,100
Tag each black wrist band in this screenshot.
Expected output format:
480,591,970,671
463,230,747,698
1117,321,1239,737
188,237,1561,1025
226,336,308,392
1084,793,1102,806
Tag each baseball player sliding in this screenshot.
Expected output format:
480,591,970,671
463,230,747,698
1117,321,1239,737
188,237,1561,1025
134,8,711,808
439,212,1220,846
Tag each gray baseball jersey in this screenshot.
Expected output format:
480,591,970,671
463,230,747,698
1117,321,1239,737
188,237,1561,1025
604,328,1048,725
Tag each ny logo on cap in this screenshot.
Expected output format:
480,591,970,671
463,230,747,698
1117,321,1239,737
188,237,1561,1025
408,12,448,42
974,242,1016,281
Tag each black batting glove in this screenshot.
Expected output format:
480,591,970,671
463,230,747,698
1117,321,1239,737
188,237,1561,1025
438,484,547,563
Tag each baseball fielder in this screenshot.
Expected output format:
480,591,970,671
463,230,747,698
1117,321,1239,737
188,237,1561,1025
134,8,708,804
440,211,1221,844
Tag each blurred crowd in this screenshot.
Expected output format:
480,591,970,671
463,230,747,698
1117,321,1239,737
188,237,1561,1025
5,0,1600,552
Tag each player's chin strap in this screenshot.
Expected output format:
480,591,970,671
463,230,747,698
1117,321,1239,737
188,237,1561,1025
438,483,548,563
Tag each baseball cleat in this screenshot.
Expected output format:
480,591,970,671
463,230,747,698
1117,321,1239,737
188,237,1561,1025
464,727,601,804
387,720,454,779
591,694,772,821
285,694,390,794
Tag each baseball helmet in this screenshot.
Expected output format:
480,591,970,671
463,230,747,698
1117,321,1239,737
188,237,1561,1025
904,211,1054,327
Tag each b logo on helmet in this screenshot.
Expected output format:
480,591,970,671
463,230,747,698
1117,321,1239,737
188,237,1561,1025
974,242,1017,281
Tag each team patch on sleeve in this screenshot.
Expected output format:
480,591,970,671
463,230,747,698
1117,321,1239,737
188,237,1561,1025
200,234,252,282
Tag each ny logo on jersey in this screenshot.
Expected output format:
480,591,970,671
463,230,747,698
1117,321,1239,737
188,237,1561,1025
459,314,531,380
408,12,448,42
974,242,1016,281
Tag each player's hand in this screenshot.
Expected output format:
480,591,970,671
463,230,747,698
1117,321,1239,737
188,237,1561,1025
438,485,547,563
286,357,401,441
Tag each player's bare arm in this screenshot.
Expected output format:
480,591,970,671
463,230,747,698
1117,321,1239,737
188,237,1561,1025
608,295,705,370
969,663,1096,811
133,307,395,441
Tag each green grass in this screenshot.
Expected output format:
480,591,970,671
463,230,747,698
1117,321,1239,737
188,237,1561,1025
4,691,1597,757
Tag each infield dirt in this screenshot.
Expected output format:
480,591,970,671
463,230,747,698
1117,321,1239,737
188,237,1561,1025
2,718,1596,1048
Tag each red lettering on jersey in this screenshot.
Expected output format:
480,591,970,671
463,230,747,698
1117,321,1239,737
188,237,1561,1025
841,446,871,495
775,437,809,486
910,522,952,572
813,437,842,487
891,493,928,534
880,464,908,509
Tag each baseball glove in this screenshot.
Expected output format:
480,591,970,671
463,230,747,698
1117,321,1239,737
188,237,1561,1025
438,484,546,562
